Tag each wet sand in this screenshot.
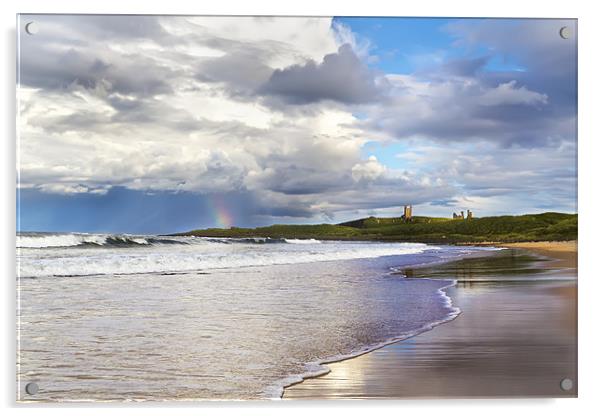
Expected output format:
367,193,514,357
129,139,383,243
502,241,577,269
284,243,577,399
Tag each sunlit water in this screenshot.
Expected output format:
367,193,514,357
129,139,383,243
17,233,497,401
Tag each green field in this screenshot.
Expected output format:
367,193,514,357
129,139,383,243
176,212,577,244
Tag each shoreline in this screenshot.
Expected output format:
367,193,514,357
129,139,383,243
283,241,577,399
276,246,496,398
274,278,463,399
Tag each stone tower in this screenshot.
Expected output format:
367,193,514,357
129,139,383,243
402,205,413,222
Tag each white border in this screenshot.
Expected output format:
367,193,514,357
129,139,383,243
2,1,600,415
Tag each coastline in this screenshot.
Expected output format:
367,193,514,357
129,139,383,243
283,241,577,399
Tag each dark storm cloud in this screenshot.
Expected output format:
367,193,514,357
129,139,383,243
18,14,179,105
19,43,175,97
365,78,557,148
367,75,564,148
320,179,456,214
196,48,274,95
30,96,196,133
249,166,352,196
30,110,111,134
245,169,457,222
259,44,388,104
399,102,555,147
17,187,260,234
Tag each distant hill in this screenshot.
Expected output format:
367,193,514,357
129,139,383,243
177,212,577,244
338,215,452,228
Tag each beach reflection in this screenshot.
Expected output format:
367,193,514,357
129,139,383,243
285,248,577,399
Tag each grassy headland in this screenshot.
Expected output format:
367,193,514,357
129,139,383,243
176,212,577,244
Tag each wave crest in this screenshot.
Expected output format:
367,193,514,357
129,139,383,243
16,233,189,248
17,233,326,249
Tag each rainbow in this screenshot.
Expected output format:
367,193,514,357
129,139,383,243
208,196,233,229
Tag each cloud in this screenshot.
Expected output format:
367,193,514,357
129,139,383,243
430,199,459,207
42,15,169,41
259,44,388,104
445,19,577,113
17,15,577,228
439,56,490,77
392,140,577,215
19,15,396,222
351,156,386,182
19,31,176,98
196,48,274,94
358,19,576,149
361,72,564,147
331,20,373,59
477,81,548,106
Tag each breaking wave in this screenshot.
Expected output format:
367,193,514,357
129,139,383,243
17,233,432,278
16,233,326,249
16,233,190,248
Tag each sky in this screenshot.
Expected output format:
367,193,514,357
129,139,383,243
17,15,577,233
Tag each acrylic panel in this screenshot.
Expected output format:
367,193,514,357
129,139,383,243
16,15,578,402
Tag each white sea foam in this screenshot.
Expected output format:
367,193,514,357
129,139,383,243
17,234,430,278
17,233,108,248
283,238,322,244
16,233,327,249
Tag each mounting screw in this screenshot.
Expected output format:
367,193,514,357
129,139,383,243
25,22,38,35
560,378,573,391
559,26,571,40
25,382,39,395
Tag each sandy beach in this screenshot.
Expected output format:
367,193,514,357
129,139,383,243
284,241,577,399
502,241,577,269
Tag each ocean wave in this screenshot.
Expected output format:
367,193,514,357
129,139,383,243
17,233,327,249
17,233,107,248
17,239,430,278
16,233,190,249
283,238,321,244
206,237,322,245
207,237,288,245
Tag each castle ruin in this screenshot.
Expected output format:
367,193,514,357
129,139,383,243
453,209,473,220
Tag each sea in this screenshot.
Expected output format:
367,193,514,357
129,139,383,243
16,232,499,401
